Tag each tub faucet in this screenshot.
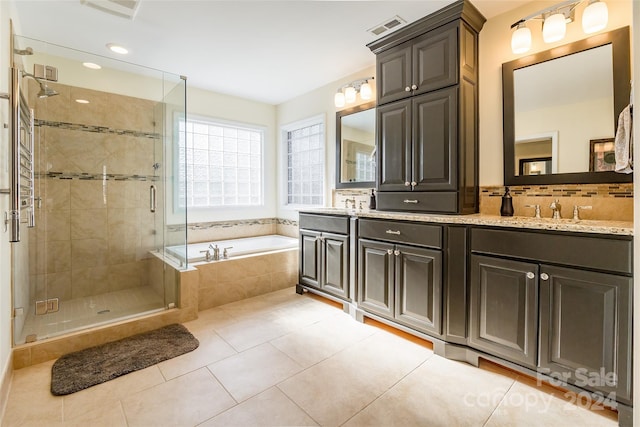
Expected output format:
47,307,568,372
223,246,233,259
549,199,561,219
199,249,212,262
209,243,220,261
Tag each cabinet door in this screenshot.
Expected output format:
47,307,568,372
376,42,412,105
358,239,394,319
321,232,349,300
412,23,458,96
469,255,538,368
412,87,457,192
377,100,412,192
395,244,442,336
539,265,632,403
299,229,321,288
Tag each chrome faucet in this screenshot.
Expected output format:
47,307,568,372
549,199,561,219
344,198,356,209
199,249,212,262
524,204,541,219
572,205,592,221
209,243,220,261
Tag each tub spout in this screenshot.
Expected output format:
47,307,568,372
209,244,220,260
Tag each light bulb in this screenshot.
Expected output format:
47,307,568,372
511,23,532,54
344,86,356,103
582,0,608,34
360,82,372,100
543,13,566,43
334,91,345,108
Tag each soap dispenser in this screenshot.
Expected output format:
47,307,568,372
500,187,514,217
368,189,376,210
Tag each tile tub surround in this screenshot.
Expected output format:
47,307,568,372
166,218,300,244
195,248,299,311
2,288,618,426
480,184,634,222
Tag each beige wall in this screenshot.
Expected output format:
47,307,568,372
276,65,376,220
479,0,633,185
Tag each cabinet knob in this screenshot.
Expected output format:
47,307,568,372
526,272,535,279
394,250,400,256
387,249,393,255
540,273,549,280
411,84,418,90
405,86,411,92
411,181,417,187
404,181,411,186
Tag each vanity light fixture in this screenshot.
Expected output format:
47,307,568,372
334,77,374,108
510,0,608,54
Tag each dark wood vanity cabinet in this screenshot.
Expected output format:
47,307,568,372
376,22,458,105
368,1,485,215
357,219,442,337
470,227,633,404
299,214,350,301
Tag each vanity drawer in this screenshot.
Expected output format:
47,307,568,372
299,214,349,234
359,218,442,249
376,192,458,214
471,228,633,275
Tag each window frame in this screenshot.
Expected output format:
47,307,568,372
175,113,266,212
280,114,326,210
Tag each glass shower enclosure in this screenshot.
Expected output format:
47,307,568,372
10,35,187,345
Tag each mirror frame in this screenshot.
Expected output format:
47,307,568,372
335,101,376,189
502,26,631,185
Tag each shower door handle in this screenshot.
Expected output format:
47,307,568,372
149,185,157,213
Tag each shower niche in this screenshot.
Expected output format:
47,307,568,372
10,35,188,345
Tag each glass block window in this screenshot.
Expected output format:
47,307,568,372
285,119,324,206
178,117,263,208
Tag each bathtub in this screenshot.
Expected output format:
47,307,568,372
166,234,298,264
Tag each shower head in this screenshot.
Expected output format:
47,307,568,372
21,71,59,98
14,47,33,55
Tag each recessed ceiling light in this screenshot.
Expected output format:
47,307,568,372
75,99,90,104
82,62,102,70
106,43,128,54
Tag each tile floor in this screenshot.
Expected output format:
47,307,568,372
2,287,619,426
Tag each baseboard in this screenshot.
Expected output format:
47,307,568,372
0,351,13,423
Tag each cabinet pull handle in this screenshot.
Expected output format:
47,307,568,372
387,249,393,255
540,273,549,280
394,250,400,256
403,199,419,204
411,84,418,90
405,86,411,92
404,181,411,186
385,230,401,235
526,272,535,279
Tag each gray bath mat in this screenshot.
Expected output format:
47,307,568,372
51,323,199,396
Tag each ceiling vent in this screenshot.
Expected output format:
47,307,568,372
80,0,141,20
367,15,407,37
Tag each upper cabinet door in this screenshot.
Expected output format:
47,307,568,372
377,99,412,192
412,23,458,96
376,42,412,105
412,87,457,191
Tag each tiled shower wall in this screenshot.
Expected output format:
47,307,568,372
27,80,162,302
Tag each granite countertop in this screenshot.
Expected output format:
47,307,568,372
299,208,634,236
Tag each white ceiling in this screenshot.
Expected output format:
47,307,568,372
12,0,525,105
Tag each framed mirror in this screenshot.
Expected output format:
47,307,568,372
335,101,376,189
502,26,631,185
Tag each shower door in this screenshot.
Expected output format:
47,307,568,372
11,35,186,345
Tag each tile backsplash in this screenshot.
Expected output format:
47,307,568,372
480,184,633,221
